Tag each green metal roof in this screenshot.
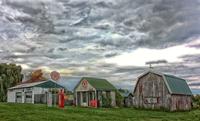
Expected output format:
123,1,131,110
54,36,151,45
80,77,116,90
164,74,192,95
9,80,65,90
34,80,64,89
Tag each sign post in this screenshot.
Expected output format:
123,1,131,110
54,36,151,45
50,71,61,107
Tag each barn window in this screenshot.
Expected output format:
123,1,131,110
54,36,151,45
144,97,158,104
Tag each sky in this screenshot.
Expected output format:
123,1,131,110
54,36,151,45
0,0,200,92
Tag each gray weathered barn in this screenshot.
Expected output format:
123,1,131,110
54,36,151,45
133,70,192,111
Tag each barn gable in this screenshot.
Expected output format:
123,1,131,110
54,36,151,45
133,71,168,93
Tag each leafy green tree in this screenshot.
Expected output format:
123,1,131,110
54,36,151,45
115,91,124,107
0,63,23,102
192,95,200,109
102,95,111,108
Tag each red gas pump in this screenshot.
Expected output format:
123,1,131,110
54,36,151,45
58,89,65,108
90,100,98,108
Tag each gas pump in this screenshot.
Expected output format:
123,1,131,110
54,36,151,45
58,89,65,108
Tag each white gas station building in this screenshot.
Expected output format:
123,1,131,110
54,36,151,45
7,80,64,104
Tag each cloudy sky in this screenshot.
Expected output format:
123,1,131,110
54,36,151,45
0,0,200,92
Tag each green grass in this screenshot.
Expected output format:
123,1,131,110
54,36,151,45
0,103,200,121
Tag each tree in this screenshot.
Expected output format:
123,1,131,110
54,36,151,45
102,94,112,108
115,91,124,107
30,69,46,82
0,63,23,102
192,95,200,109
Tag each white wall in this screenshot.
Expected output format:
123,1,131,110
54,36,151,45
110,91,116,107
8,87,57,104
7,88,33,103
7,90,15,103
7,88,24,103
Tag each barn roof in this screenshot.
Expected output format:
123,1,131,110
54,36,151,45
75,77,116,91
8,80,64,90
134,70,192,96
164,74,192,95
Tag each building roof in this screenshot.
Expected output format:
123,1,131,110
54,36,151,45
164,74,192,95
8,80,64,90
118,89,131,97
134,70,192,96
120,92,133,97
75,77,116,91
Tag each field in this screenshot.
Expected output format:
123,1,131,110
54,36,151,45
0,103,200,121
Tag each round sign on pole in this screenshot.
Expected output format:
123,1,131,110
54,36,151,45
50,71,60,81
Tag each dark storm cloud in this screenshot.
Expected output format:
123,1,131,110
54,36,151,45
104,52,118,58
181,54,200,63
188,44,200,48
0,0,200,91
3,0,200,50
127,0,200,48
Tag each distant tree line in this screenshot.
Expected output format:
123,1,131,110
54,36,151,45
0,63,23,102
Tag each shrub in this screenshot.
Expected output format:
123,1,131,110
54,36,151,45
115,91,124,107
192,95,200,109
102,95,112,108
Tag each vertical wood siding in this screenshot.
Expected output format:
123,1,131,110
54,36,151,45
134,73,170,110
170,95,192,111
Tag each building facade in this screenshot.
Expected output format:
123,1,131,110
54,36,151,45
7,80,64,104
124,93,134,107
74,77,116,107
133,70,192,111
118,89,134,107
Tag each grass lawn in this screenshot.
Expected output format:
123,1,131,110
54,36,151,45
0,103,200,121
